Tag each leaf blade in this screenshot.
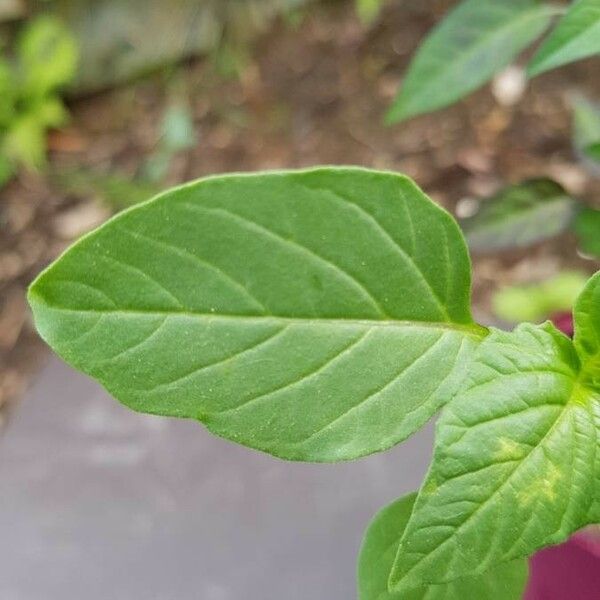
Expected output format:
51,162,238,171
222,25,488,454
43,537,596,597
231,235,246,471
528,0,600,77
572,95,600,155
358,493,529,600
387,0,555,123
462,178,576,253
29,167,483,461
574,270,600,375
389,322,597,591
572,271,600,522
586,141,600,161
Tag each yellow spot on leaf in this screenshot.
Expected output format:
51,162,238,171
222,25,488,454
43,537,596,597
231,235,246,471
518,462,562,506
494,437,528,461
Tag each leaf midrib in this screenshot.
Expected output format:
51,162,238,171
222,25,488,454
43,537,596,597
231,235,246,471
31,297,487,338
295,182,453,321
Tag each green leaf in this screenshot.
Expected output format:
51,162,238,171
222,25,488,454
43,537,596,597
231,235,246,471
356,0,384,25
35,96,70,129
0,58,16,128
28,167,485,462
386,0,556,123
4,114,47,169
51,168,160,210
358,493,529,600
574,270,600,374
586,141,600,161
0,152,14,187
528,0,600,77
389,321,599,592
461,178,576,252
573,272,600,520
574,207,600,258
18,16,78,97
572,96,600,150
493,271,588,323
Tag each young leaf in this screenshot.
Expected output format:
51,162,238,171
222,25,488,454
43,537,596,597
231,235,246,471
461,178,576,252
386,0,556,123
358,493,529,600
528,0,600,77
18,16,78,97
4,114,47,169
389,321,599,592
573,207,600,258
28,167,485,462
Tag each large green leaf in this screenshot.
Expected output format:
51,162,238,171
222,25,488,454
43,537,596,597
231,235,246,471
386,0,556,123
358,493,529,600
29,167,485,462
573,207,600,259
528,0,600,77
461,178,576,252
389,321,599,592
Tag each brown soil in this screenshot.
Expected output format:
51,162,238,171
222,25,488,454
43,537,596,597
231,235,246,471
2,0,599,418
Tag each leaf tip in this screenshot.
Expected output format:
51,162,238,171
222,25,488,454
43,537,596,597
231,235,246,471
383,104,406,126
526,56,546,78
384,91,417,125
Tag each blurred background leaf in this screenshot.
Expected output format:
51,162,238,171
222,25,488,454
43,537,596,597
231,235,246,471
0,14,79,181
17,15,78,98
51,168,160,210
493,271,588,323
528,0,600,77
355,0,385,25
574,206,600,259
3,113,47,169
461,179,577,253
572,95,600,165
386,0,556,123
586,142,600,161
0,151,13,185
142,101,197,183
0,58,16,127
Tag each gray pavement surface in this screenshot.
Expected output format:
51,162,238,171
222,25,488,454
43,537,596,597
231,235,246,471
0,357,434,600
